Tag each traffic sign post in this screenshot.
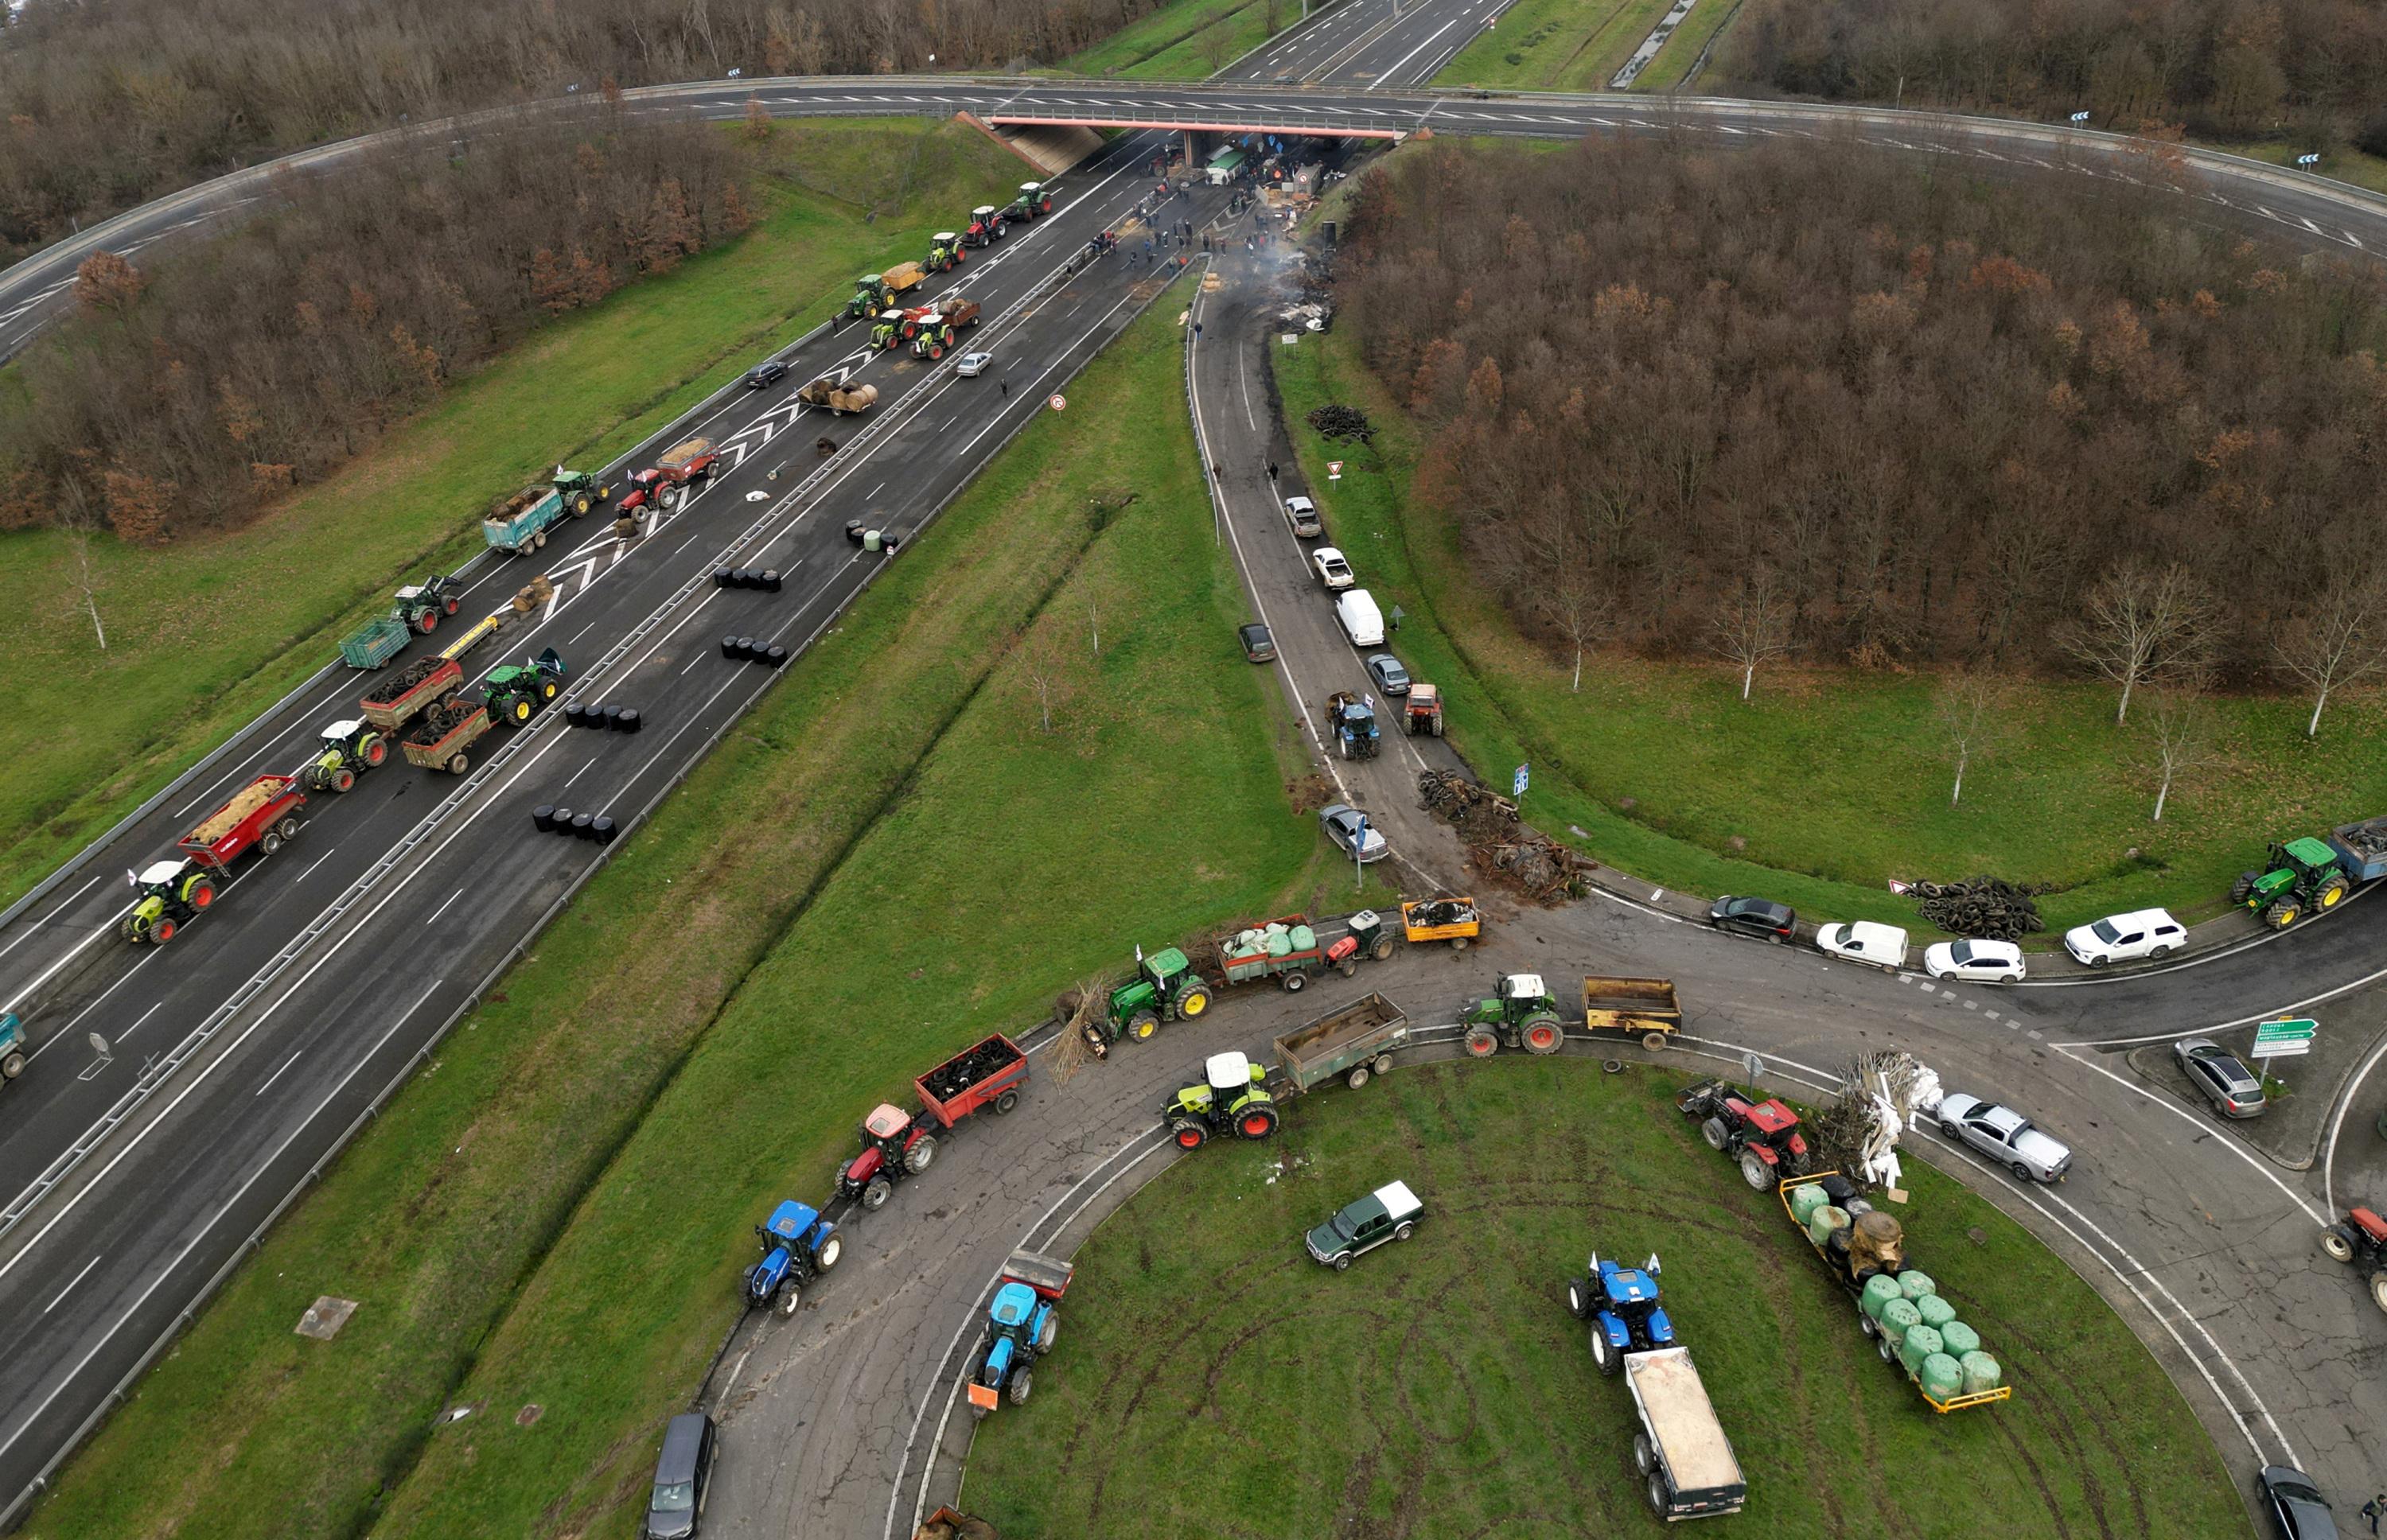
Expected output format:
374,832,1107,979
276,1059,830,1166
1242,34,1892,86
2251,1018,2317,1059
1512,763,1529,802
1328,460,1344,481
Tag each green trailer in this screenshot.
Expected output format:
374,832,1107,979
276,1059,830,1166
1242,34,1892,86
1271,992,1408,1093
338,614,412,670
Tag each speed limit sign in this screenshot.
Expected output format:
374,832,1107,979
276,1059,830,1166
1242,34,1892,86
1049,394,1066,411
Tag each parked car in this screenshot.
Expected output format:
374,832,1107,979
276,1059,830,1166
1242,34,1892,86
956,351,995,378
1238,623,1275,663
2257,1465,2338,1540
744,360,789,389
1923,939,2026,983
1319,803,1387,864
2173,1036,2268,1119
1305,1180,1423,1270
1311,546,1354,589
1813,920,1910,970
1708,895,1796,943
1936,1091,2072,1182
1284,495,1322,538
1365,653,1412,697
644,1413,717,1539
2062,907,2185,967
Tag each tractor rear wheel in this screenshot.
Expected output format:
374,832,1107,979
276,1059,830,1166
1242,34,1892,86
1522,1015,1563,1054
1035,1312,1058,1354
1371,937,1394,961
1178,984,1212,1018
1739,1151,1773,1191
2319,876,2352,909
2230,873,2257,904
364,737,387,765
863,1176,894,1210
904,1134,938,1175
2264,897,2301,929
1127,1009,1160,1042
1236,1105,1279,1140
815,1235,843,1271
2323,1226,2357,1262
416,610,438,635
1170,1118,1209,1149
189,879,216,908
1701,1118,1729,1151
1345,1066,1370,1091
1008,1367,1034,1406
1463,1027,1499,1060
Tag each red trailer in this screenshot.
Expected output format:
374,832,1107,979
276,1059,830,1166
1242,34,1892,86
181,774,306,868
360,657,465,733
837,1035,1027,1211
917,1033,1028,1126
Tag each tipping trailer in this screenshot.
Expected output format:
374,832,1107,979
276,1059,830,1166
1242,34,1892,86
124,774,307,943
483,469,606,555
360,657,465,733
1620,1348,1746,1520
2326,817,2387,884
1398,896,1479,949
337,615,411,671
915,1033,1029,1127
1220,914,1360,993
1581,976,1683,1051
399,696,493,774
1271,992,1408,1093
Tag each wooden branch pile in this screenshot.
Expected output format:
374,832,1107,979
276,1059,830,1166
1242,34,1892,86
1417,769,1593,904
1910,875,2046,940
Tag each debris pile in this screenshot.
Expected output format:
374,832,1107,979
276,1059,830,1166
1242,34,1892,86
1802,1051,1945,1191
1418,768,1517,824
1305,403,1374,443
1910,875,2045,939
1418,769,1595,904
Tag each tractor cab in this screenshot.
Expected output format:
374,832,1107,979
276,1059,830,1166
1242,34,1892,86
839,1103,933,1210
1343,908,1391,962
965,205,1004,246
849,272,890,317
123,858,215,944
1488,973,1556,1022
927,231,963,271
871,308,908,350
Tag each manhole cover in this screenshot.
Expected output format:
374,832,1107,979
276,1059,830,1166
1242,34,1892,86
516,1404,543,1427
294,1296,358,1340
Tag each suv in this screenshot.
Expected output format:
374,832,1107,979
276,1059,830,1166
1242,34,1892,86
1936,1092,2072,1182
1708,896,1796,943
1238,623,1275,663
2173,1036,2267,1118
2063,908,2184,967
1305,1180,1422,1270
1283,495,1322,538
644,1412,716,1538
744,360,789,389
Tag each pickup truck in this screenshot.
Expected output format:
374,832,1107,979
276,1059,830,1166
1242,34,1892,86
1272,992,1408,1093
1580,976,1683,1051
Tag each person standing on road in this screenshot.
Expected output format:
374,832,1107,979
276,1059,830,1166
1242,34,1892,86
2362,1494,2385,1535
1266,460,1278,482
999,377,1008,398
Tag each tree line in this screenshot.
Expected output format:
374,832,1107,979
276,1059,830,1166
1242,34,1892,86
1334,138,2387,723
0,0,1174,259
0,102,753,542
1717,0,2387,152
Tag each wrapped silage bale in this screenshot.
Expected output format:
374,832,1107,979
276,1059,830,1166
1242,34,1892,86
1959,1351,2003,1395
1789,1184,1832,1226
1918,1353,1965,1402
1267,931,1293,958
1897,1270,1937,1301
1915,1294,1957,1330
1860,1274,1905,1320
1938,1320,1980,1358
1898,1323,1945,1374
1808,1205,1850,1245
1289,924,1316,950
1878,1297,1922,1345
1235,928,1265,954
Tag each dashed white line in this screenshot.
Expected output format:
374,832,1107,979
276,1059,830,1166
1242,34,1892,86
424,888,465,927
42,1255,101,1315
253,1049,302,1098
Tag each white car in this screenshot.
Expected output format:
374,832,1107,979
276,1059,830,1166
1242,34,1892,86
1923,939,2026,984
1283,496,1321,538
1311,546,1354,589
2062,908,2185,968
1813,920,1909,970
955,352,994,378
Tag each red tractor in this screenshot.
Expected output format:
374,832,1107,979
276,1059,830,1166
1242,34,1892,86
617,438,720,515
837,1103,936,1211
1677,1078,1813,1192
2319,1206,2387,1314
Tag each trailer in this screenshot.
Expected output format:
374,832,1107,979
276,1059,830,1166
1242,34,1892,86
337,614,412,670
1399,896,1479,949
1777,1170,2012,1413
1621,1348,1747,1519
2325,817,2387,883
124,774,308,943
399,696,493,773
839,1035,1027,1211
915,1033,1029,1127
1581,976,1683,1051
360,657,465,733
1221,914,1360,993
798,376,880,415
1272,992,1408,1093
484,490,568,554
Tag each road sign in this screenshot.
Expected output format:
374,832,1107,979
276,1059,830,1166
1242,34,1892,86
2069,111,2090,123
1513,763,1529,798
2295,152,2322,166
1049,394,1066,412
1742,1052,1766,1087
1328,460,1343,480
2253,1017,2317,1058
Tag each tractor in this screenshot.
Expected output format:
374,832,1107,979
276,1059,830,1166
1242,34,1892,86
837,1102,936,1210
2230,838,2353,929
391,576,465,635
910,318,957,360
870,308,914,352
742,1199,843,1316
1326,691,1379,760
302,718,388,792
963,204,1005,247
1676,1077,1814,1191
2319,1206,2387,1314
847,272,891,317
1078,946,1215,1047
122,859,217,944
1404,683,1444,737
925,231,964,273
1003,181,1053,223
967,1250,1073,1416
1565,1248,1676,1378
552,467,613,516
483,647,567,725
1161,1051,1279,1148
1461,974,1567,1058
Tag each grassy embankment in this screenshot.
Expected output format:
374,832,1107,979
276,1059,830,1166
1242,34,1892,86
0,119,1020,908
965,1060,2245,1536
1437,0,1677,91
1062,0,1296,80
31,294,1328,1538
1271,323,2387,939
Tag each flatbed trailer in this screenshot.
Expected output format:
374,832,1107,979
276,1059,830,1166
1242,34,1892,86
1581,976,1682,1051
360,657,465,733
1272,992,1408,1093
1621,1348,1746,1519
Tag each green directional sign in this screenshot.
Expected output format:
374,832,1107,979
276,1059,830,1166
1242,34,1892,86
2252,1018,2318,1058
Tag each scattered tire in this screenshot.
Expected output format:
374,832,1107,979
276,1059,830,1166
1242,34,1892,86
564,704,586,727
592,816,617,845
765,646,788,667
618,710,642,733
722,635,744,659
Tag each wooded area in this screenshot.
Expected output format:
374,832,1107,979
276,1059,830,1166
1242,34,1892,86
0,0,1169,255
0,103,753,541
1336,139,2387,692
1719,0,2387,150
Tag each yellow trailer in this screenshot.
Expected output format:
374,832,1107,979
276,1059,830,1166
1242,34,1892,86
1580,975,1681,1051
1399,896,1480,949
881,261,926,296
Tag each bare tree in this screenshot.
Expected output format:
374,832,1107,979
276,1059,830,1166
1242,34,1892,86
2274,571,2387,738
1018,628,1076,733
2141,674,2222,822
2062,560,2215,725
56,481,109,651
1706,567,1793,700
1934,671,2007,806
1200,19,1236,72
1539,568,1610,690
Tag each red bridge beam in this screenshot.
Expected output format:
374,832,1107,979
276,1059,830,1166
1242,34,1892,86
984,115,1405,141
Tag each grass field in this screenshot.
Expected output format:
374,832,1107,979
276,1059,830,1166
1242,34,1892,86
1063,0,1295,79
964,1060,2244,1536
0,119,1020,909
1632,0,1746,89
1437,0,1669,90
1270,322,2387,939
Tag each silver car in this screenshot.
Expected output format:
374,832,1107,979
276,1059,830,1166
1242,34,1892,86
2173,1037,2268,1119
1318,803,1387,864
1936,1092,2072,1182
955,351,994,378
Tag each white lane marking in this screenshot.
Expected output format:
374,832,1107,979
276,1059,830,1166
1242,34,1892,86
424,888,465,927
0,872,108,963
2051,1041,2325,1227
119,1001,165,1042
253,1050,302,1098
295,849,339,885
563,758,598,789
2322,1026,2387,1215
42,1255,101,1315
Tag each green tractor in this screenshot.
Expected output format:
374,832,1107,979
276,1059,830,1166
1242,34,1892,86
2230,838,2353,929
391,576,465,635
847,273,890,318
553,468,613,517
123,858,217,945
1459,972,1567,1058
483,647,566,725
302,718,388,792
1084,947,1215,1046
925,231,963,273
1161,1051,1279,1148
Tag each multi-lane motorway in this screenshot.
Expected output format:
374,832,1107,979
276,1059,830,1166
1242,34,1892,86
6,0,2387,1530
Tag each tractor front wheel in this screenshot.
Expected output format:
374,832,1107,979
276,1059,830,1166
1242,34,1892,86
1170,1118,1209,1150
444,596,461,614
1739,1151,1773,1191
1008,1367,1034,1406
152,917,177,944
1338,958,1357,978
862,1176,894,1210
1178,985,1212,1018
332,768,356,793
2323,1225,2357,1262
364,737,388,765
1567,1279,1590,1319
1701,1118,1730,1151
1463,1027,1499,1060
2264,898,2301,929
2230,873,2257,904
540,678,560,701
1127,1009,1160,1042
778,1284,802,1317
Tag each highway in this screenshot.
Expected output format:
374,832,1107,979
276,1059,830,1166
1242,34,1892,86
2,0,2387,1530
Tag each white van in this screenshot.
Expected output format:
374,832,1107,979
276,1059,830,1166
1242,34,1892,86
1335,589,1385,648
1813,920,1910,971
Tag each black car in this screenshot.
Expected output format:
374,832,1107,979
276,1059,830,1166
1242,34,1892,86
646,1412,716,1538
1708,895,1797,943
744,360,789,389
1239,623,1276,663
1364,653,1411,697
2257,1465,2338,1539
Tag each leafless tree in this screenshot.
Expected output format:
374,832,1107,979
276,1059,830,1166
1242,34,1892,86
1934,671,2007,807
55,481,109,651
2062,561,2215,725
1706,567,1792,700
1539,568,1610,690
1019,628,1075,733
2273,571,2387,738
2141,673,2222,822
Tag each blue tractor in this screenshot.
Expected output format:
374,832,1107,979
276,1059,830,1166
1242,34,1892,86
743,1200,843,1316
1565,1248,1674,1378
967,1250,1074,1417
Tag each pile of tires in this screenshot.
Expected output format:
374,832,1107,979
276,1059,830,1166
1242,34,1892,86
531,804,618,843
